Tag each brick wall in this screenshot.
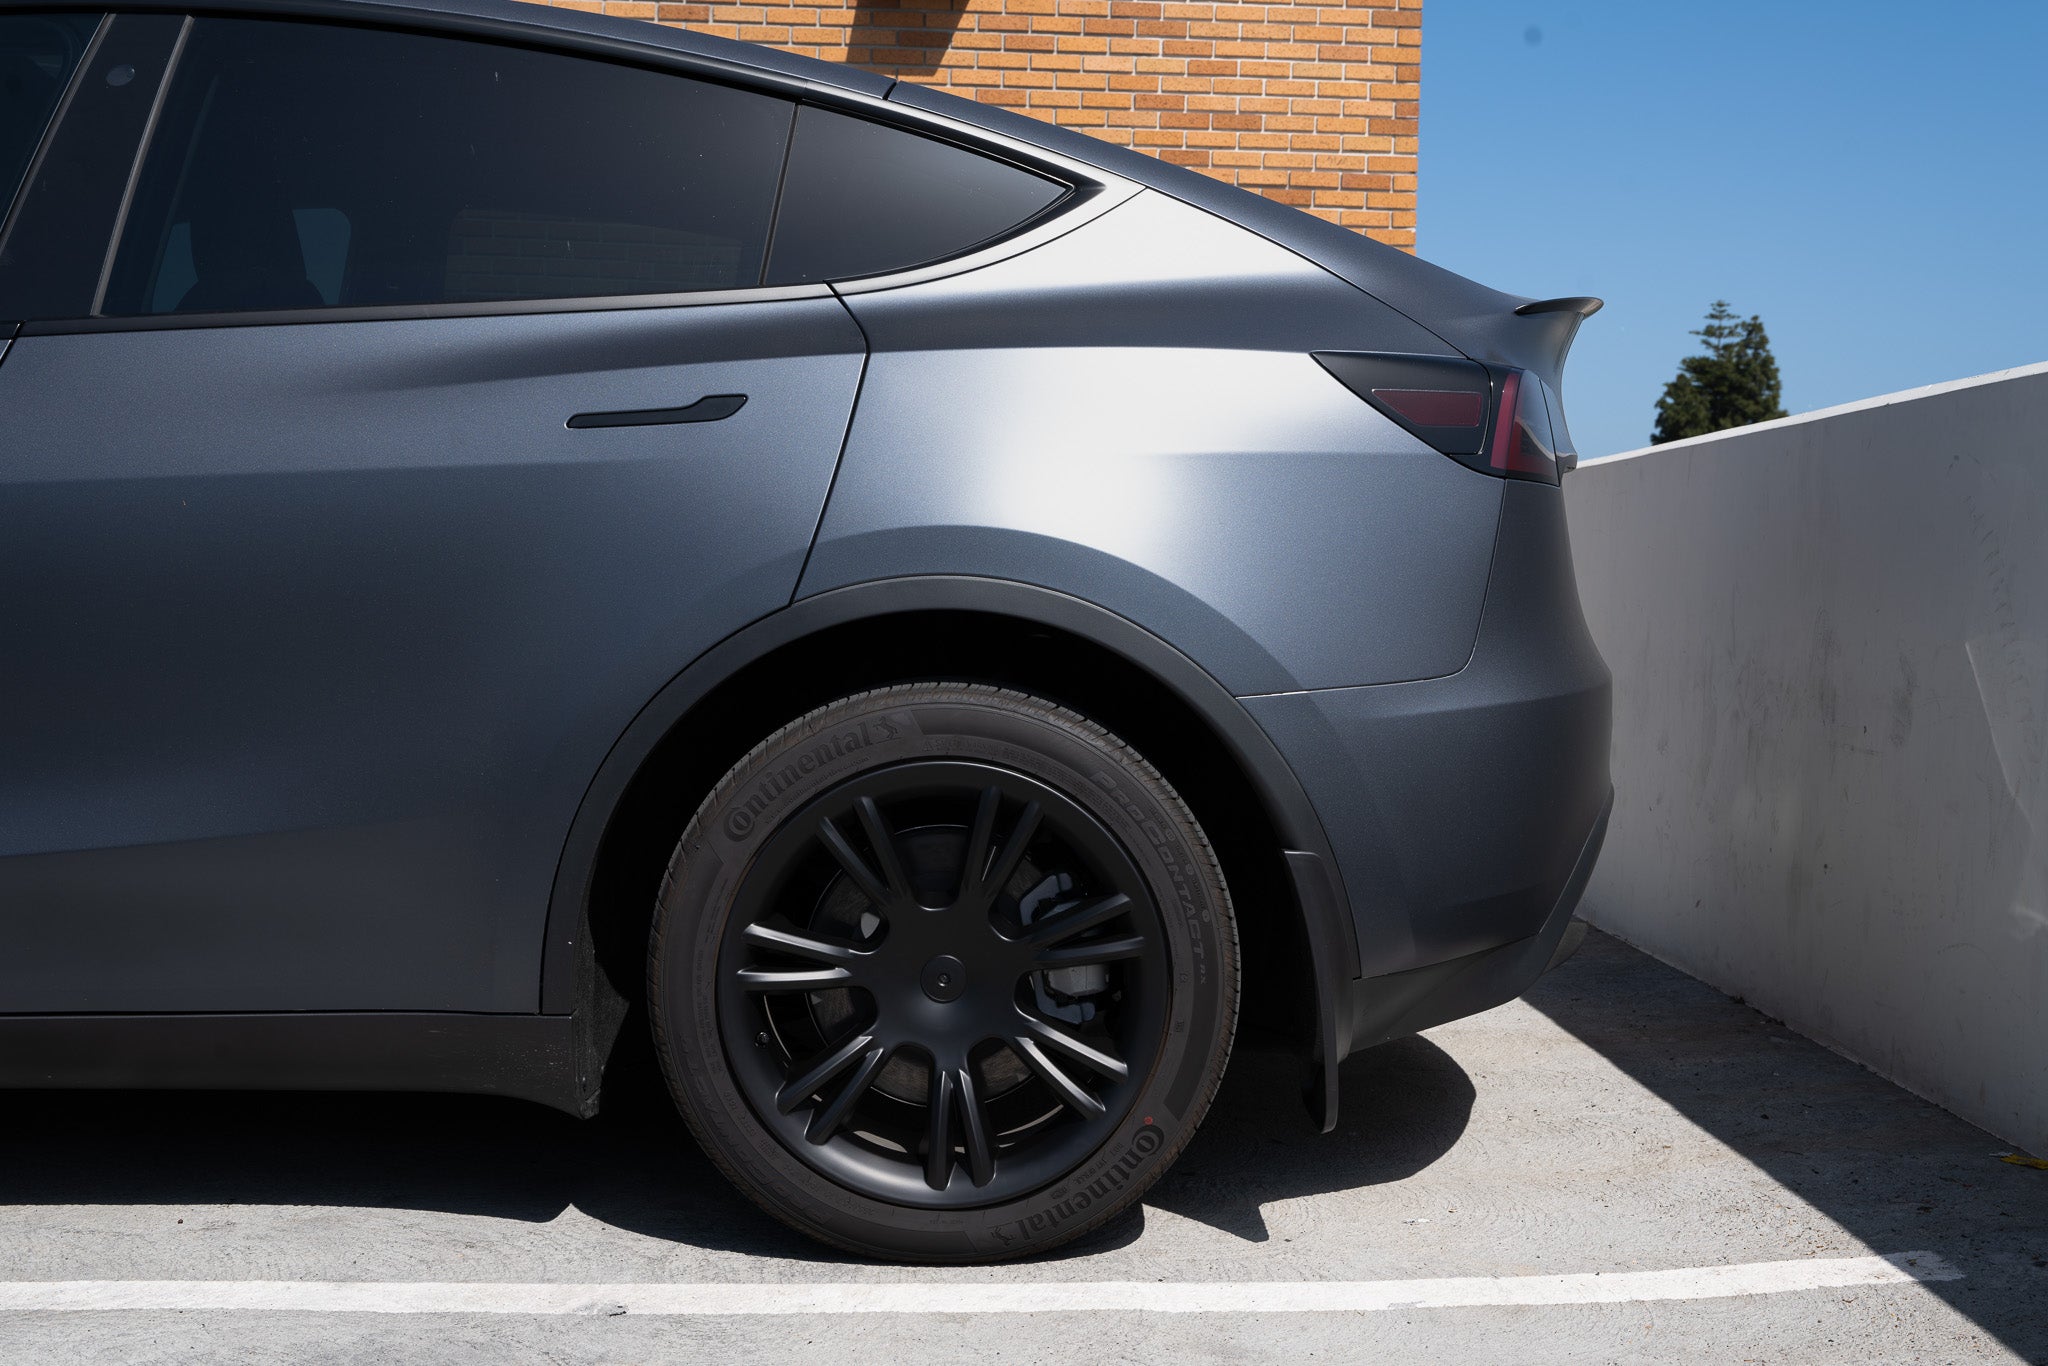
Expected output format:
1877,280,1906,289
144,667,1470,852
539,0,1417,249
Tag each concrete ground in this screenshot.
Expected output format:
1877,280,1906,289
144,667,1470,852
1,929,2043,1364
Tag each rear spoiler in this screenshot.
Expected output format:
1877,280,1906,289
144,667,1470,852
1514,296,1604,320
1500,297,1604,398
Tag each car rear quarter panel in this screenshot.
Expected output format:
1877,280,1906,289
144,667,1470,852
799,189,1506,697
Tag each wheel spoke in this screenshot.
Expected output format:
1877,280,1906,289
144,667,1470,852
1034,934,1147,972
743,922,867,965
777,1032,879,1114
1021,891,1131,948
1009,1034,1106,1116
954,1065,995,1187
924,1065,956,1191
1019,1014,1129,1081
804,1042,889,1144
854,797,910,901
924,1063,999,1190
959,786,1001,905
736,965,854,992
980,799,1042,899
817,815,891,909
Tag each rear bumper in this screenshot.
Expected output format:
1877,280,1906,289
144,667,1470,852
1244,478,1613,981
1345,784,1609,1053
1247,477,1609,1133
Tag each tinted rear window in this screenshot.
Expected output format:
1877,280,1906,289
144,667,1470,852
103,18,793,315
765,106,1068,285
0,13,99,225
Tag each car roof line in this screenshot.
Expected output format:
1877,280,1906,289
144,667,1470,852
0,0,895,98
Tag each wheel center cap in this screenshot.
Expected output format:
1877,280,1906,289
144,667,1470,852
920,954,968,1004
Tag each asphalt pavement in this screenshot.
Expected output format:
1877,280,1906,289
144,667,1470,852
1,929,2042,1364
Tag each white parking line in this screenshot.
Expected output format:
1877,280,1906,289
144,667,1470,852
0,1252,1959,1316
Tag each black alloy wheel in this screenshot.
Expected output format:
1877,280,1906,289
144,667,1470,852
650,684,1238,1262
720,760,1169,1205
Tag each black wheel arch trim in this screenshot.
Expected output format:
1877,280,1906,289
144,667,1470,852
1285,848,1350,1135
540,575,1363,1114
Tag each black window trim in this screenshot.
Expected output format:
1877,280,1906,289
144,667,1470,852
21,282,842,335
827,175,1137,297
90,11,186,315
9,3,1121,335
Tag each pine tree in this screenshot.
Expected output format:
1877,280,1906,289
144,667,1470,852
1651,301,1787,444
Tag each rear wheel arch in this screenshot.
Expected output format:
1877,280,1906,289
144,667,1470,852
541,577,1356,1112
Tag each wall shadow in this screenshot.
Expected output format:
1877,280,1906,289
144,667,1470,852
1523,927,2048,1361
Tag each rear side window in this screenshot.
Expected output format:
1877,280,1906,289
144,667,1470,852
0,13,100,225
102,18,794,315
765,106,1069,285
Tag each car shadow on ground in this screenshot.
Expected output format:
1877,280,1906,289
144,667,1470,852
0,1030,1473,1265
1141,1034,1474,1244
1523,926,2048,1362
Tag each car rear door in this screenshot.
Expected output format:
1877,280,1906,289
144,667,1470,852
0,15,865,1014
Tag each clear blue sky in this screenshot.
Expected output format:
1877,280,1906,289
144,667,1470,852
1419,1,2048,458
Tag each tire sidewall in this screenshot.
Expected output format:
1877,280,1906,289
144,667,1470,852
651,687,1234,1261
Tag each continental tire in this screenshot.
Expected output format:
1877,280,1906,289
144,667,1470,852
647,683,1238,1262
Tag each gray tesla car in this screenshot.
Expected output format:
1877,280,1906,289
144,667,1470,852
0,0,1611,1261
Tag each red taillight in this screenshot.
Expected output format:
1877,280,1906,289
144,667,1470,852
1373,388,1487,429
1315,350,1564,485
1489,369,1557,479
1314,352,1492,457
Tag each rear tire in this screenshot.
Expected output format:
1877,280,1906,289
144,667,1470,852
648,683,1238,1262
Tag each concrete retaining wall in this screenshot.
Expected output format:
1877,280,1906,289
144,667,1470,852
1566,362,2048,1154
